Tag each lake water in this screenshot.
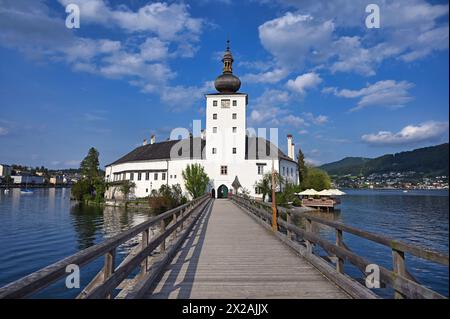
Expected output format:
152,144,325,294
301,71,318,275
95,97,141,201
0,188,448,298
304,188,449,298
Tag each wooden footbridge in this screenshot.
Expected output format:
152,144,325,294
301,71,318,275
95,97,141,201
0,195,448,299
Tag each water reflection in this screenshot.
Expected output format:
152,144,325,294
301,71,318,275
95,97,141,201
69,203,158,252
70,203,104,250
291,209,341,233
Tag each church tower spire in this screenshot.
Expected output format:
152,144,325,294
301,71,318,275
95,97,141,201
222,39,233,74
214,40,241,93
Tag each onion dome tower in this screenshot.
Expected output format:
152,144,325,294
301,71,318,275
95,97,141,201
214,40,241,93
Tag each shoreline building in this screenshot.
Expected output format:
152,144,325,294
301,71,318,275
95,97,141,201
105,43,298,200
11,175,45,185
0,164,12,178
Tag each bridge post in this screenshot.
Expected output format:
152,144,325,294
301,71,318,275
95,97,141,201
160,220,166,252
172,213,178,238
305,218,313,254
392,248,407,299
286,212,292,240
336,229,344,273
140,229,149,276
104,248,116,298
179,205,185,231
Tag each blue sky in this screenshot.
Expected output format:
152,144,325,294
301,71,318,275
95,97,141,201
0,0,448,168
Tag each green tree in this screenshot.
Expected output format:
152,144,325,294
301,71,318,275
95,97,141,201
182,164,209,199
71,179,93,201
119,180,136,200
71,147,105,203
255,171,284,202
93,179,107,203
255,175,270,202
240,187,251,199
149,184,188,214
297,148,308,188
303,167,331,191
80,147,100,180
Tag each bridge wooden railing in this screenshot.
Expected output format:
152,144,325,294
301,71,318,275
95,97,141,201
0,194,212,299
232,195,449,299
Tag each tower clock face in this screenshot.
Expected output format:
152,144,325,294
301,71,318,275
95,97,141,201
221,99,230,108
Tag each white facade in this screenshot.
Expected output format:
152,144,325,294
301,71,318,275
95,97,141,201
104,91,299,199
105,44,299,200
0,164,11,177
12,175,45,184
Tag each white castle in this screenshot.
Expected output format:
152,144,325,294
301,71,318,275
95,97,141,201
105,42,298,200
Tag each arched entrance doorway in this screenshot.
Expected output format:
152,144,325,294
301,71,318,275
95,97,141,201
217,185,229,199
211,188,216,198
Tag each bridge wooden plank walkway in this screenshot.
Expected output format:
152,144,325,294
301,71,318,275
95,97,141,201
1,195,446,299
145,199,349,299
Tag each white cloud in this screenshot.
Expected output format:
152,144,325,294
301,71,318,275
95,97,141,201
361,121,449,146
156,81,214,111
305,157,321,166
238,60,273,72
255,89,291,105
286,72,322,95
248,89,292,126
271,0,448,29
249,107,290,126
282,115,306,127
259,13,334,69
329,36,376,76
325,80,414,112
0,1,207,110
58,1,203,42
0,127,9,136
241,68,289,84
256,1,448,76
139,38,170,61
303,112,328,125
248,89,328,129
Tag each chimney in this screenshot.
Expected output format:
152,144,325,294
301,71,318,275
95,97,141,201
291,143,295,161
143,139,147,146
287,134,293,159
150,134,155,144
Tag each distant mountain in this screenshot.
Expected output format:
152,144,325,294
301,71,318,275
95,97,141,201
319,143,449,177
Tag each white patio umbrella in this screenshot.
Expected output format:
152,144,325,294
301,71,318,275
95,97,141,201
329,189,346,196
298,189,319,196
317,189,335,196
